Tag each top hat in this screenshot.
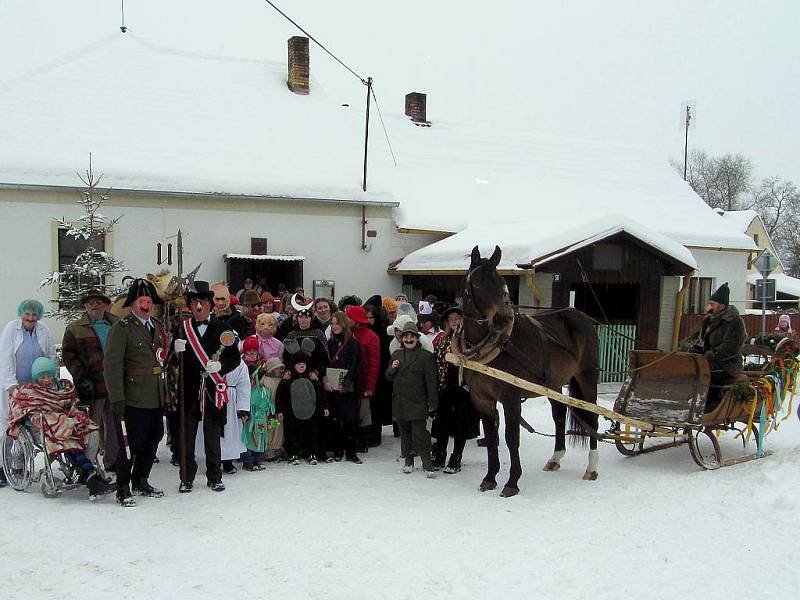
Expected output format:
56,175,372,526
186,280,214,302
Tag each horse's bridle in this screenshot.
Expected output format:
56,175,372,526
453,262,516,364
462,263,512,326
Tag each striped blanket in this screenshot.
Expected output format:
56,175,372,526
7,381,98,455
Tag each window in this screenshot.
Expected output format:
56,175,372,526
57,228,106,296
683,277,714,314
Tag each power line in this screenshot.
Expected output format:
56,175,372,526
371,85,397,166
262,0,366,85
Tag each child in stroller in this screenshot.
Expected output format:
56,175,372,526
7,357,116,499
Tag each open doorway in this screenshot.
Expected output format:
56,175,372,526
571,282,639,323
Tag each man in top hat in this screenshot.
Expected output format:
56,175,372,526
62,289,120,471
104,278,169,507
172,281,241,493
692,282,747,412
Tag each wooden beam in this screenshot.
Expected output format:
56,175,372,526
445,353,656,431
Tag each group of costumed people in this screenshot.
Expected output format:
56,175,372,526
0,277,480,506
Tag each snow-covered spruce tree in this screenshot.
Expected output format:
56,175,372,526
41,155,127,321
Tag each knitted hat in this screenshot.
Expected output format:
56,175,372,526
31,357,58,382
242,335,259,354
345,305,370,324
709,282,730,305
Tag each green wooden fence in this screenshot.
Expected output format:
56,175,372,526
597,324,636,383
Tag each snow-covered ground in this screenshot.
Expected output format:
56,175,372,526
2,388,799,599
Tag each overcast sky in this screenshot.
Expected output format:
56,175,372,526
2,0,798,185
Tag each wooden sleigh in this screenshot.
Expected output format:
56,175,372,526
446,348,777,471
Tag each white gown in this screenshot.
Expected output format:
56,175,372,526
195,360,250,460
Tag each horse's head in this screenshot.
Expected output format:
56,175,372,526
463,245,513,328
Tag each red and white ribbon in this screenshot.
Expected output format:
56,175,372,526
183,319,228,409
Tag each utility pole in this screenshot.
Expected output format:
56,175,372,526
683,104,692,181
362,76,373,192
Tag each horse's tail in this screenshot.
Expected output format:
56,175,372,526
567,376,598,447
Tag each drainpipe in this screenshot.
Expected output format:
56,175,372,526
671,270,695,351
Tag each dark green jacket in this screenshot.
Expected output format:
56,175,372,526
386,344,438,421
700,305,748,377
61,311,119,403
103,315,168,413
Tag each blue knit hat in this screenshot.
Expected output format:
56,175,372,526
31,357,58,382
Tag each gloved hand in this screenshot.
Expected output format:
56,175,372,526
174,339,187,353
205,360,222,374
428,410,437,418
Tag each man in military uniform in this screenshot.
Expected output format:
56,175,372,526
61,289,119,471
104,279,168,507
173,281,241,493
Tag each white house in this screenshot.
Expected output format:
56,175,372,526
0,2,755,348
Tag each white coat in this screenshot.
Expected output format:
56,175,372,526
0,319,57,435
195,360,250,460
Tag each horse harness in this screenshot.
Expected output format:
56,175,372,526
456,263,575,385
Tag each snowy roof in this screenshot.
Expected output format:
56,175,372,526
719,210,759,233
225,254,305,262
0,2,755,252
747,272,800,298
0,32,393,205
392,214,698,273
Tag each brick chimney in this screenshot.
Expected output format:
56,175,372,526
405,92,427,123
287,36,309,95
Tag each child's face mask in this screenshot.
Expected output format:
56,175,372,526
293,362,307,375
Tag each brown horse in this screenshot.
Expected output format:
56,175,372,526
455,246,600,497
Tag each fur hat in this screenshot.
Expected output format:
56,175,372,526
242,290,262,306
31,357,58,382
709,282,730,305
123,278,163,308
186,280,214,302
387,314,415,336
345,305,370,324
